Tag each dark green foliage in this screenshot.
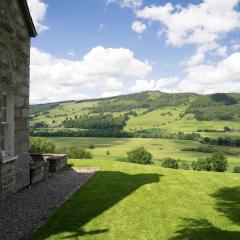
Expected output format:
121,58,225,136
181,146,215,153
64,114,128,130
210,152,228,172
30,128,133,138
88,144,95,149
192,152,228,172
127,147,153,165
134,129,201,140
67,147,93,159
233,166,240,173
181,146,240,156
161,158,179,169
29,137,56,154
186,93,240,121
32,121,48,128
192,158,212,171
180,163,190,170
106,150,110,156
202,136,240,147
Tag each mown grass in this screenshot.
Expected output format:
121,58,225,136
49,137,240,172
30,159,240,240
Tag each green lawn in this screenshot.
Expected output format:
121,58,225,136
48,137,240,172
31,159,240,240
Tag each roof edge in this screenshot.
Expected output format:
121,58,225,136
18,0,37,37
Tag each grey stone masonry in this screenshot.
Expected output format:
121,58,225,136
0,160,17,200
0,0,34,199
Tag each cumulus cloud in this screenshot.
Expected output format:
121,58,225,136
183,43,228,66
137,0,240,46
106,0,142,8
178,52,240,93
30,46,152,103
129,77,180,93
27,0,48,33
132,21,147,34
129,52,240,95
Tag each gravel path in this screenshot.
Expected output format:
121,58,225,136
0,167,97,240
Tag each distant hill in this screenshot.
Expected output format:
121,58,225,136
30,91,240,135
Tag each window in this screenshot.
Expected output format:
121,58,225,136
1,93,15,159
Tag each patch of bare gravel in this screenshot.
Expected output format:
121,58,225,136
0,167,97,240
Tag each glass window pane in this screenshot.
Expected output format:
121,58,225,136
2,95,7,108
2,108,7,123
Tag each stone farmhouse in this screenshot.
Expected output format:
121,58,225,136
0,0,67,200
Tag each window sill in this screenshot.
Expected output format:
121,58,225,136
1,155,18,164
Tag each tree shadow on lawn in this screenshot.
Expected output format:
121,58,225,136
171,186,240,240
31,170,161,240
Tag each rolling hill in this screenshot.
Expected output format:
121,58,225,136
30,91,240,134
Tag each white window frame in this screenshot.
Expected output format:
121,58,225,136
1,93,16,162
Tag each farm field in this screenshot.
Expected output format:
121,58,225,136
31,159,240,240
47,137,240,172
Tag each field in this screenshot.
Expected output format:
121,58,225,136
48,137,240,172
31,159,240,240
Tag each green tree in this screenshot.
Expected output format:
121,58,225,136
161,158,179,169
210,152,228,172
192,158,212,171
127,147,152,165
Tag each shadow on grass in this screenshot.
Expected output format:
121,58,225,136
171,187,240,240
31,170,161,239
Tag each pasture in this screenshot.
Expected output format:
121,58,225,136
31,159,240,240
48,137,240,172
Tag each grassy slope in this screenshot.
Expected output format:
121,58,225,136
49,137,240,171
31,91,240,138
31,159,240,240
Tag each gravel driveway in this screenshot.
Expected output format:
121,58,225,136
0,167,97,240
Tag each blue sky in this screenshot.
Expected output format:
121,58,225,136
27,0,240,103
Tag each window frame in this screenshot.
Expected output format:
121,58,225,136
1,92,15,161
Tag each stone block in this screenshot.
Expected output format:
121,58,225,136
30,161,49,185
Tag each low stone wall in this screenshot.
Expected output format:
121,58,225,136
47,154,68,173
30,161,49,185
30,154,68,183
0,159,17,200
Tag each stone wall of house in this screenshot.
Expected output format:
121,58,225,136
0,0,31,198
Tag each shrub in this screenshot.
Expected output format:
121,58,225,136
30,137,56,154
210,152,228,172
180,163,190,170
233,166,240,173
88,144,95,149
127,147,152,165
192,158,212,171
67,147,93,159
161,158,179,169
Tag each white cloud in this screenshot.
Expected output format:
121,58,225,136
211,46,228,57
137,0,240,46
132,21,147,34
129,77,180,93
27,0,48,33
102,91,122,98
67,50,76,56
106,0,142,8
178,52,240,93
185,52,205,66
30,46,152,103
183,43,228,66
